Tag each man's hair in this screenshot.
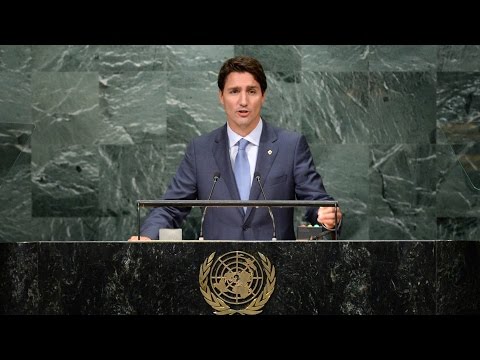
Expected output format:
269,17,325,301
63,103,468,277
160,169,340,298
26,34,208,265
217,56,267,94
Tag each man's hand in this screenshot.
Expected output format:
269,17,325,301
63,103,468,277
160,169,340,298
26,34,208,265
317,206,342,230
127,236,152,241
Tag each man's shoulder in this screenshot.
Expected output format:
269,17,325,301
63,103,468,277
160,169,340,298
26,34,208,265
268,123,304,142
191,124,226,145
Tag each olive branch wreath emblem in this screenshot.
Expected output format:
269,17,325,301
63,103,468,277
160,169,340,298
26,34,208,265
199,252,276,315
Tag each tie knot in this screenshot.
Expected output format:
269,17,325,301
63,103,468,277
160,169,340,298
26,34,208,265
238,138,248,151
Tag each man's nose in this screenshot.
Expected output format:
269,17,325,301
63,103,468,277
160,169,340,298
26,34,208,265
239,91,248,105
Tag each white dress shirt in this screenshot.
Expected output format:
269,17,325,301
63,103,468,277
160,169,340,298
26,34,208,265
227,118,263,187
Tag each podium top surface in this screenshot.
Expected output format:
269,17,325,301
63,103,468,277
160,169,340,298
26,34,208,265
137,199,339,207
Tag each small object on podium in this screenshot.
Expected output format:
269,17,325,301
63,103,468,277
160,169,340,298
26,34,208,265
159,228,182,241
297,225,331,240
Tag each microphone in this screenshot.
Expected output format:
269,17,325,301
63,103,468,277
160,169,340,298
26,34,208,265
198,172,220,240
254,172,277,241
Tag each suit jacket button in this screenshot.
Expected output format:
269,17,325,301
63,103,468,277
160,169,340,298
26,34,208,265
242,226,248,231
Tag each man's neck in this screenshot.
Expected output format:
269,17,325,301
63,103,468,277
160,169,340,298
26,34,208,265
227,118,263,147
227,118,261,137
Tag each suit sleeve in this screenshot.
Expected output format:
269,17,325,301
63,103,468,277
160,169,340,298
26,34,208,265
140,140,198,239
293,134,335,225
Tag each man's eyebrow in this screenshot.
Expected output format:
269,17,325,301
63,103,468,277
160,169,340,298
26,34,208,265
225,85,260,91
226,85,259,89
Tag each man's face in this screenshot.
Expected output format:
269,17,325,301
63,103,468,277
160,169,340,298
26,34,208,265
219,72,265,136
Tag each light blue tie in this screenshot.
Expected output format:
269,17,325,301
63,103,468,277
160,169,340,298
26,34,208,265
234,138,251,213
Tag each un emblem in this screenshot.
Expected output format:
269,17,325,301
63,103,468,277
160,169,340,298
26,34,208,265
199,251,276,315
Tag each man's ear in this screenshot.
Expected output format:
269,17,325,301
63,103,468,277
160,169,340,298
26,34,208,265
218,90,224,105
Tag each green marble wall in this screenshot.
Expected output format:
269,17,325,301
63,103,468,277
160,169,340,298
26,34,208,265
0,45,479,241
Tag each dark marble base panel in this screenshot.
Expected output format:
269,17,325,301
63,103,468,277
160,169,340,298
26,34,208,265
1,240,478,315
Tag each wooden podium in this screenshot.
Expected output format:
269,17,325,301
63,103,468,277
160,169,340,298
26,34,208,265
1,240,479,315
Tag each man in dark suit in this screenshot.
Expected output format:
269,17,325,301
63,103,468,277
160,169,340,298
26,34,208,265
129,56,342,241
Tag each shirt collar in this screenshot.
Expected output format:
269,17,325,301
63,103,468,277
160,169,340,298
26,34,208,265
227,118,263,148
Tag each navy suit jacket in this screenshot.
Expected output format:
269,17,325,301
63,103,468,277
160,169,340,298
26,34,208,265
140,120,336,240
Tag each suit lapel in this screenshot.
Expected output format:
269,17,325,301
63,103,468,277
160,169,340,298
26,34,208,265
245,121,279,220
213,125,241,214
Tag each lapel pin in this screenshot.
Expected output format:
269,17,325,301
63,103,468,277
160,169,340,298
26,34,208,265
267,149,273,155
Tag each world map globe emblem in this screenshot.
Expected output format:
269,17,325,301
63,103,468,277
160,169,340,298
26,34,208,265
210,251,265,305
